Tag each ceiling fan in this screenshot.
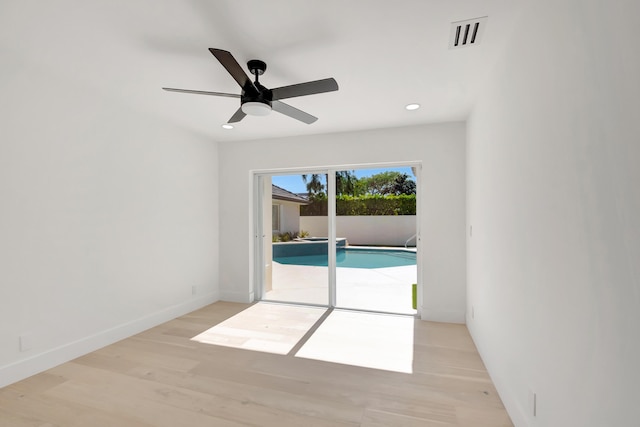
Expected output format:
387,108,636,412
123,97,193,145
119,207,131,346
163,48,339,124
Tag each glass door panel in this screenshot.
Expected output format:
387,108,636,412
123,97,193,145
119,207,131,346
262,173,329,306
334,167,418,314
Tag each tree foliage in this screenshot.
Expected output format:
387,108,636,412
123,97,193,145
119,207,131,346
301,174,325,198
302,171,358,198
391,173,416,195
301,194,416,216
335,170,357,196
298,170,416,215
354,171,416,196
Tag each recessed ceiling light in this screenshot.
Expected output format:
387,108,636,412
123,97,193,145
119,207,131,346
221,124,234,129
405,103,420,111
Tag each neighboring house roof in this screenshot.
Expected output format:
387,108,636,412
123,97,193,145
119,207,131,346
272,185,309,204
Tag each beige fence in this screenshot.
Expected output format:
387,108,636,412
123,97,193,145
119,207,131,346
300,215,417,247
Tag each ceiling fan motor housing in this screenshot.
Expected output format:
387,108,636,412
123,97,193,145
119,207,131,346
241,79,272,115
241,82,272,107
242,59,271,110
163,48,338,124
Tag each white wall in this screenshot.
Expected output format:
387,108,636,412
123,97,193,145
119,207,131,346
0,48,219,387
274,200,302,235
218,123,466,322
301,216,416,246
467,1,640,425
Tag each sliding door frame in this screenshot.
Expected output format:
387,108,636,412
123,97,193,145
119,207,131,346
252,161,422,317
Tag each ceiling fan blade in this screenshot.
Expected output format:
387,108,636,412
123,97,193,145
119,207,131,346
228,107,246,123
272,101,318,124
209,48,258,94
271,78,338,101
162,87,240,98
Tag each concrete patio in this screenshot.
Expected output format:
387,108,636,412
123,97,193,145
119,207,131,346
266,261,417,315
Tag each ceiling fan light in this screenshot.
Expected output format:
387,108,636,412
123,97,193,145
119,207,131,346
242,101,272,116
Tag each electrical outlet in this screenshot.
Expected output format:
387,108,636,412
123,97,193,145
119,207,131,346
191,285,197,295
472,306,475,319
470,225,473,237
529,390,537,417
19,335,33,352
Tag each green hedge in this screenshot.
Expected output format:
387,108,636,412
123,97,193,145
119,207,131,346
301,194,416,216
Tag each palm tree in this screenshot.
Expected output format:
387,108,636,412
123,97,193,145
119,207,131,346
301,174,325,199
302,171,357,198
336,171,357,195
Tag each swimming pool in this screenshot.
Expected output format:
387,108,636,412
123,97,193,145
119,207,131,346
274,248,416,269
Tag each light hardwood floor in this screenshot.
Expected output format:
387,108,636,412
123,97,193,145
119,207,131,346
0,302,513,426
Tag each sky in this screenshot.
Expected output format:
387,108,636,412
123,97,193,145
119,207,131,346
271,166,416,194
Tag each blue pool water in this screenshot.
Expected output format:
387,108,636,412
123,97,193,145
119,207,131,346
274,248,416,269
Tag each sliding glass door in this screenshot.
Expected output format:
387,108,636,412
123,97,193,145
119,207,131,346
255,164,419,315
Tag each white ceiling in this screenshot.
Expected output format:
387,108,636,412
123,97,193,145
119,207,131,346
1,0,524,143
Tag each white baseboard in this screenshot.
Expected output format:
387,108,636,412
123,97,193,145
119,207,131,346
490,376,529,427
467,323,528,427
220,289,254,303
0,292,219,388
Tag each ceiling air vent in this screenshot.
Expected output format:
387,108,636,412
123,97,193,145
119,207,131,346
449,16,488,49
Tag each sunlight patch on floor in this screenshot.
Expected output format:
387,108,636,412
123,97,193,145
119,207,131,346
191,302,326,355
295,310,415,373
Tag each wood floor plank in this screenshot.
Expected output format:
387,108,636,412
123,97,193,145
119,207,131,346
48,362,357,427
44,364,249,427
361,407,452,427
0,388,155,427
125,364,365,425
0,302,512,427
